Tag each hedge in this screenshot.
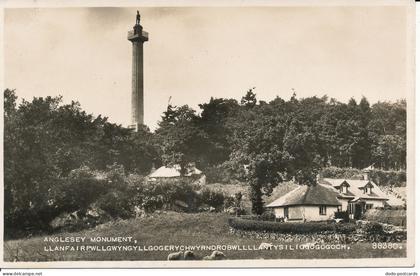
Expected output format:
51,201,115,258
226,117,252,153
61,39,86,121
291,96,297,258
228,217,356,234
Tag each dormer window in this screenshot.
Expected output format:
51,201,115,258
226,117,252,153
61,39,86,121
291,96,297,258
363,182,373,194
340,186,348,193
340,181,349,194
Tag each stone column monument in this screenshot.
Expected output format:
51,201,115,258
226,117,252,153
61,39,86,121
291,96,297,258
128,11,148,131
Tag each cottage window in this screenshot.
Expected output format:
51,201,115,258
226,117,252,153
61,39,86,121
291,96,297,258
284,207,289,218
319,205,327,215
364,187,372,194
366,204,373,210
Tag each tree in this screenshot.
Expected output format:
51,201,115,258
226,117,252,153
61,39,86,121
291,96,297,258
368,100,406,170
96,123,159,174
371,135,405,170
4,92,69,229
198,97,239,165
248,158,283,214
227,102,288,214
240,88,257,108
283,118,322,185
350,96,372,168
5,86,407,232
156,104,209,175
3,89,159,231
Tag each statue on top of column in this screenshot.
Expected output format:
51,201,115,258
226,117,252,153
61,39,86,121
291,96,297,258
136,11,140,25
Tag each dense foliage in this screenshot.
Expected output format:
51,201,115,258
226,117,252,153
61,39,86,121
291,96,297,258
155,91,405,214
4,87,407,228
4,89,159,231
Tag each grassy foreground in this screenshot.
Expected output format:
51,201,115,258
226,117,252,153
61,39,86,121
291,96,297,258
4,212,406,262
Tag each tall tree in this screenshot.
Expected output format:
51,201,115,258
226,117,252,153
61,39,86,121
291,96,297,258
198,97,239,165
156,104,209,175
227,97,289,214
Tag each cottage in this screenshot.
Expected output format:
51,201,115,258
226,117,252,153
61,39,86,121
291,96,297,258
148,165,206,185
266,184,341,222
266,165,401,221
321,178,389,219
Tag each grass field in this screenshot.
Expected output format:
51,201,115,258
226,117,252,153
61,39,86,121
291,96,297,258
4,212,406,262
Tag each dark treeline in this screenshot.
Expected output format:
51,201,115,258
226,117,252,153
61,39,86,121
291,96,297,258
4,89,159,232
4,88,406,229
158,90,406,174
156,89,405,213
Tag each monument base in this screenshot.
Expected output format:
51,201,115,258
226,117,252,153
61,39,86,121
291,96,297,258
128,123,142,132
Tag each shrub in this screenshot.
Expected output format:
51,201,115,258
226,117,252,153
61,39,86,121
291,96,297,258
335,223,358,234
223,196,236,209
234,192,243,206
52,166,107,213
228,217,357,234
363,222,384,235
320,166,363,180
103,163,128,190
96,190,134,219
200,188,225,210
334,211,350,222
140,178,201,212
49,165,139,222
260,211,276,221
141,194,164,213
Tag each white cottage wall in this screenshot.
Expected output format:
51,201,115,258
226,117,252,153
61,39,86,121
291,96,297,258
338,198,349,211
363,199,386,208
302,206,337,221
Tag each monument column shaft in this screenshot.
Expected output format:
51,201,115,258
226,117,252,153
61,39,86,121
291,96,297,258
131,41,144,126
128,15,148,130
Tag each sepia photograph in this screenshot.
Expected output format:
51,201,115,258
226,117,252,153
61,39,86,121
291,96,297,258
0,0,415,269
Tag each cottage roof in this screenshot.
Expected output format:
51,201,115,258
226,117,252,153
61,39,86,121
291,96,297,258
362,165,375,172
266,184,341,208
322,178,388,201
148,165,202,178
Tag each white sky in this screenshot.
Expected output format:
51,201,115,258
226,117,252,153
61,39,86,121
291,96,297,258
4,6,410,130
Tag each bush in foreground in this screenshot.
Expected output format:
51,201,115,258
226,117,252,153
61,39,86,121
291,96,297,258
363,222,384,235
199,188,225,210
